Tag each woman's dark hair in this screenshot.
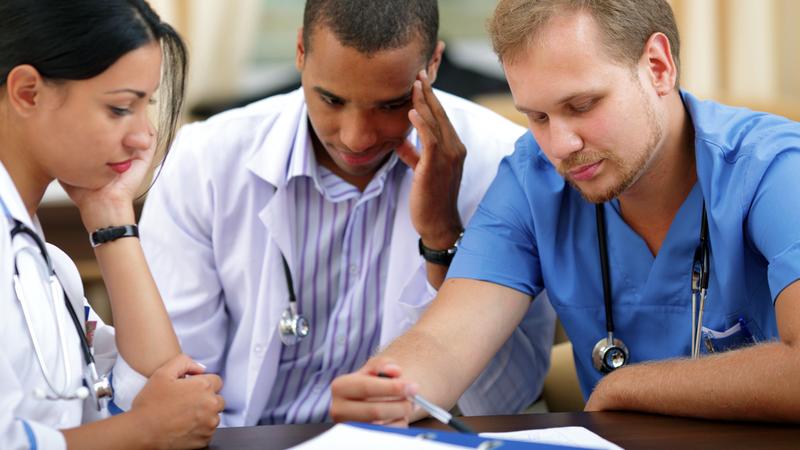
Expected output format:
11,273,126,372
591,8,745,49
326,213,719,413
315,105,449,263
0,0,188,162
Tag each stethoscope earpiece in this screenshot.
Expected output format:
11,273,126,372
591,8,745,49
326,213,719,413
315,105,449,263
75,386,90,400
32,387,47,400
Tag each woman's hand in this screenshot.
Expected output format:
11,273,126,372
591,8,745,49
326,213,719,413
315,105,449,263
60,140,155,232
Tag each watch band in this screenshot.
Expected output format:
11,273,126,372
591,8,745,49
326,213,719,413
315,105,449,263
418,231,464,266
90,224,139,248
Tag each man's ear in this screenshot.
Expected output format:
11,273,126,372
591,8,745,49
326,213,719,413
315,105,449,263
5,65,43,117
296,27,307,72
640,32,677,96
425,40,446,84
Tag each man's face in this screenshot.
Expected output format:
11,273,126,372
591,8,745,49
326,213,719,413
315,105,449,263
297,26,434,188
504,12,666,203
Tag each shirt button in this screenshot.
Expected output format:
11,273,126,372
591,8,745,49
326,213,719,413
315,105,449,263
312,384,324,394
349,264,359,276
254,344,264,355
336,334,346,345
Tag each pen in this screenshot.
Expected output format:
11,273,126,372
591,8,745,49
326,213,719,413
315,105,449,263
377,372,475,434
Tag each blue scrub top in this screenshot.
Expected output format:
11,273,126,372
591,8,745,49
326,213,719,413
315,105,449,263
448,91,800,398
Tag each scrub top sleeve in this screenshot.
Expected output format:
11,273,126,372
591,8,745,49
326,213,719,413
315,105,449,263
747,149,800,302
448,157,543,297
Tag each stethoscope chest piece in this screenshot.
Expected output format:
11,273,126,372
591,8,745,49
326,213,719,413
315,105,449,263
278,253,310,346
88,373,113,410
279,303,309,346
592,335,629,373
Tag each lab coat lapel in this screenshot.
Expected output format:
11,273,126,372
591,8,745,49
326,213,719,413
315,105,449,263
245,89,306,188
242,222,291,425
379,163,423,345
241,89,306,424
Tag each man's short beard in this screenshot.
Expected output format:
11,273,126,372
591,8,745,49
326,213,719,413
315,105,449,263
563,91,664,204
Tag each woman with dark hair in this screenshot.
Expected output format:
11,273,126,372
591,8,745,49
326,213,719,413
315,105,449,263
0,1,223,448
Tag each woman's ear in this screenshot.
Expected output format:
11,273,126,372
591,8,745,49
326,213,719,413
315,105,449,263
5,65,44,117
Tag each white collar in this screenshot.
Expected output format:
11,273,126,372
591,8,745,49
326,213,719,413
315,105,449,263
0,160,38,230
244,88,420,192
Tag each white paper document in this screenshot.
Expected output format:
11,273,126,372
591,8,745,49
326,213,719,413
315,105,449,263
288,424,465,450
480,427,623,450
288,423,623,449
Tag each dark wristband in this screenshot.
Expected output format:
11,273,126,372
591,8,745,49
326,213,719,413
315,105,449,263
418,231,464,266
90,224,139,248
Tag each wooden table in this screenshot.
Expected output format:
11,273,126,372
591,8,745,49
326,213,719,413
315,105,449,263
208,412,800,449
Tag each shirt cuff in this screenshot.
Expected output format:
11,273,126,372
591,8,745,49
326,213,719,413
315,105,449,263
425,279,439,297
22,419,67,450
110,356,148,412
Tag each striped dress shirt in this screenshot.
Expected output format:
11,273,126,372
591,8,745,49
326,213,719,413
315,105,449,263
260,121,403,424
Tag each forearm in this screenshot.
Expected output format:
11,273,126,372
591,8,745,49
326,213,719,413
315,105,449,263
94,235,180,376
379,326,470,421
82,197,179,375
63,412,149,450
592,341,800,421
380,279,530,420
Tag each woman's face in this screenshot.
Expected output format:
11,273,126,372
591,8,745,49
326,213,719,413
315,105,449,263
27,42,162,190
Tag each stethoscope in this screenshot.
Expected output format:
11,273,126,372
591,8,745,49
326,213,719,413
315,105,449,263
275,131,419,346
592,202,710,373
278,254,309,345
9,218,112,409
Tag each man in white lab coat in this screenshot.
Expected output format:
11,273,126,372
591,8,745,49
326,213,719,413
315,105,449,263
127,0,556,425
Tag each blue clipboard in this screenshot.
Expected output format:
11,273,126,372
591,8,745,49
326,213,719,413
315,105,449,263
346,422,587,449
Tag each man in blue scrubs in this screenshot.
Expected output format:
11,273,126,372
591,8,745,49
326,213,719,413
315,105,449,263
329,0,800,422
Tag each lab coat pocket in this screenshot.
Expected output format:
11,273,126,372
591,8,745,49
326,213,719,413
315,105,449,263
396,284,436,328
382,264,436,342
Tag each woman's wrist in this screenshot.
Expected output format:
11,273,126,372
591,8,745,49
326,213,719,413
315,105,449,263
79,198,136,232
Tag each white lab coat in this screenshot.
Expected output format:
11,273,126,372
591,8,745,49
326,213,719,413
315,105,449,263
132,88,556,426
0,162,141,450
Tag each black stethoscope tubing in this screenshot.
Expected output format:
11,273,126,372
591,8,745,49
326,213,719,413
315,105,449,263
594,201,710,372
595,205,615,335
280,254,297,306
11,221,97,369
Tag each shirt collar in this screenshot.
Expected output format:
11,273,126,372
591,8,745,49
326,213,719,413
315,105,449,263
286,116,319,183
286,118,403,203
0,161,37,230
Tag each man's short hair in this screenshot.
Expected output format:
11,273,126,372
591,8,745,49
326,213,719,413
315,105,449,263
303,0,439,61
489,0,680,75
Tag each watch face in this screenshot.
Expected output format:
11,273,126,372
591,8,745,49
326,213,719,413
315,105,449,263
449,231,465,255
